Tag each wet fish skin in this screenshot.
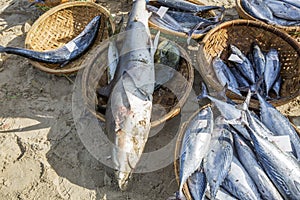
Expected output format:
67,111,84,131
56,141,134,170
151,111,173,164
271,75,281,98
179,106,213,199
107,40,119,83
264,49,281,96
204,116,234,199
241,0,274,23
233,133,283,200
266,0,300,21
0,15,101,65
229,67,250,88
257,93,300,159
187,165,207,200
279,0,300,8
230,45,256,84
105,0,156,190
252,43,265,78
154,0,221,13
212,57,241,96
222,156,261,200
244,114,300,200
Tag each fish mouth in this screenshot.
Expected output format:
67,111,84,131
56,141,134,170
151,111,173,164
116,171,131,191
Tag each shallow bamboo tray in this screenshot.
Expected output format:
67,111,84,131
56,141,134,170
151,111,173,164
25,2,114,75
148,0,217,40
197,19,300,108
81,35,194,127
235,0,300,43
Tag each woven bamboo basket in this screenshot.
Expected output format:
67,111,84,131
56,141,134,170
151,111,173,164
173,104,300,200
235,0,300,43
174,104,211,200
81,36,194,127
25,2,114,75
197,19,300,108
28,0,96,11
148,0,217,40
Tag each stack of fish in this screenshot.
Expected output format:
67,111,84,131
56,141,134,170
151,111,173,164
146,0,225,38
212,43,282,99
241,0,300,26
177,83,300,200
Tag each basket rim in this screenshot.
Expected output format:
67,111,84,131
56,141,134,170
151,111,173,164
25,1,115,75
81,36,195,128
198,19,300,108
148,0,217,39
235,0,300,32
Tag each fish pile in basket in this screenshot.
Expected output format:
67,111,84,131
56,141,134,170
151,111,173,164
176,83,300,200
241,0,300,26
212,43,282,100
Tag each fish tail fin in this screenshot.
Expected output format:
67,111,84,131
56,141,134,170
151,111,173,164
0,45,5,52
197,82,209,100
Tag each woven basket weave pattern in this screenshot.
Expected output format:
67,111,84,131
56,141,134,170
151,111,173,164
197,20,300,108
25,2,113,74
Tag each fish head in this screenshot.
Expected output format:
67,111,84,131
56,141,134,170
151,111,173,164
116,170,131,191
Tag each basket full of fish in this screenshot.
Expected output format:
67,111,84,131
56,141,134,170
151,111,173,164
146,0,225,40
174,83,300,200
12,1,114,75
28,0,96,11
197,19,300,108
236,0,300,42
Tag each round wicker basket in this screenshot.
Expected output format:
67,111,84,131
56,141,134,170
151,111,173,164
197,19,300,108
25,2,114,75
148,0,217,40
81,36,194,127
235,0,300,43
173,104,211,200
29,0,96,11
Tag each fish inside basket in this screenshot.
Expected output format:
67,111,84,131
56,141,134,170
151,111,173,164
81,34,194,127
197,19,300,109
25,1,114,75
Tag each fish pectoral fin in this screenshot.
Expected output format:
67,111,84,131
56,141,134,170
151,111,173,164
151,31,161,57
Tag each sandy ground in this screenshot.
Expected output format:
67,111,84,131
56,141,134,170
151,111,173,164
0,0,299,200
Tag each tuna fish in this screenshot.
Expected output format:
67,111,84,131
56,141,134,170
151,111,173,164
222,156,261,200
0,15,101,65
252,43,265,78
233,133,283,200
178,106,213,199
187,165,207,200
204,116,234,199
264,49,281,96
257,93,300,159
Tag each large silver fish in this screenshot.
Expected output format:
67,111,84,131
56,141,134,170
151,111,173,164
257,93,300,159
244,111,300,200
212,57,242,96
178,106,213,199
105,0,158,190
204,116,234,199
266,0,300,21
252,43,265,78
0,15,101,65
234,133,283,200
229,45,256,84
222,156,261,200
264,49,281,96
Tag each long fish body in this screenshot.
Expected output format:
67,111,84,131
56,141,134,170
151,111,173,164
252,44,265,78
0,15,101,64
241,0,274,23
179,106,213,199
222,156,261,200
257,93,300,159
204,116,234,199
154,0,221,13
105,0,156,190
234,133,283,200
245,110,300,200
266,0,300,21
264,49,281,96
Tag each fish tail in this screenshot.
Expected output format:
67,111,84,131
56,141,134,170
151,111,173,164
197,82,209,100
0,45,5,52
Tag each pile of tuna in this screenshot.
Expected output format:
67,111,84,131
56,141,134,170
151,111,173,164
212,43,281,99
146,0,225,38
241,0,300,26
177,84,300,200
